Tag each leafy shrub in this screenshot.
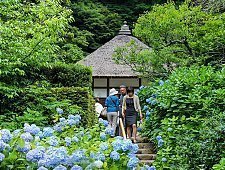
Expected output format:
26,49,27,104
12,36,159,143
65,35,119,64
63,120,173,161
0,85,96,130
138,66,225,169
1,63,92,88
0,111,149,169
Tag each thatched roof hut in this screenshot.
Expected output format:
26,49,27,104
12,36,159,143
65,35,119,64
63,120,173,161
79,22,149,77
79,22,149,99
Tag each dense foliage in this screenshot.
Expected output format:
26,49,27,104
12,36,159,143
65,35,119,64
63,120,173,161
0,0,95,130
114,1,225,78
70,0,122,53
1,85,95,130
0,111,150,169
138,66,225,169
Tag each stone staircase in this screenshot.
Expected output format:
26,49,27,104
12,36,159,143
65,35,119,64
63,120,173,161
135,136,156,165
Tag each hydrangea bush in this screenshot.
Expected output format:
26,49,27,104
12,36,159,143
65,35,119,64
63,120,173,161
137,66,225,169
0,109,150,169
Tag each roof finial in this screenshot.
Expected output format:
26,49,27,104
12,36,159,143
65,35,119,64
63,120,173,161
119,21,131,35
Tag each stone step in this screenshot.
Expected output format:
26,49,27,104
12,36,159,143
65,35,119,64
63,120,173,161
136,136,149,143
136,154,157,160
140,160,155,165
137,148,155,154
138,143,155,149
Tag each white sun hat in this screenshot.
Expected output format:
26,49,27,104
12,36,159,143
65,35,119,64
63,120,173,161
109,88,118,96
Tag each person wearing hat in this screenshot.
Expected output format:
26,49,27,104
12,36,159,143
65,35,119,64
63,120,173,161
105,88,120,136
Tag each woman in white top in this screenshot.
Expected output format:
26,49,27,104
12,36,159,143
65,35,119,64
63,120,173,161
95,97,103,118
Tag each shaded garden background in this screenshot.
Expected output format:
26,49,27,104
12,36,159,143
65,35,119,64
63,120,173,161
1,0,225,169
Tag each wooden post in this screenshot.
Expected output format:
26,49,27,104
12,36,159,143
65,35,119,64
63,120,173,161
107,77,109,96
119,118,126,140
92,78,94,90
139,78,142,87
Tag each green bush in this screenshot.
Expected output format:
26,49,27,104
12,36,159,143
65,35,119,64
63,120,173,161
0,85,96,130
138,66,225,169
1,63,92,88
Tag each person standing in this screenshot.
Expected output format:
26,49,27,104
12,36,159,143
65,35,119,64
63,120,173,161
95,97,103,118
105,88,119,136
122,86,143,143
117,85,127,136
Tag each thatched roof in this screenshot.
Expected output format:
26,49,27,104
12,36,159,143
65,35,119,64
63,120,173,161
79,22,150,77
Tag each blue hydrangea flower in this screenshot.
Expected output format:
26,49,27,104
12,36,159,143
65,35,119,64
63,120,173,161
74,115,81,121
141,165,156,170
68,114,76,120
17,142,31,153
0,153,5,162
0,129,12,143
72,136,79,143
121,139,133,152
53,165,67,170
143,105,148,111
127,157,139,168
159,80,164,86
67,150,86,165
71,165,83,170
79,131,84,137
36,131,44,139
93,160,103,168
26,146,45,162
135,89,139,95
110,151,120,161
96,152,105,161
156,136,162,141
53,124,63,132
146,98,151,103
37,166,48,170
130,144,139,154
59,118,66,123
105,128,114,136
149,166,156,170
99,118,109,127
127,153,136,158
47,136,59,146
24,123,40,135
90,152,105,161
151,99,157,105
112,139,122,151
20,132,33,142
158,139,164,147
39,146,68,168
100,142,108,151
100,132,106,141
42,127,54,138
67,119,79,126
115,136,123,140
146,110,151,117
90,152,95,159
139,85,145,90
162,157,167,162
56,108,64,114
0,140,6,152
65,137,72,146
13,129,21,137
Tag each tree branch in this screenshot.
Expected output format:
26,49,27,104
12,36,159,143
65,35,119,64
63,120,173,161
22,37,46,61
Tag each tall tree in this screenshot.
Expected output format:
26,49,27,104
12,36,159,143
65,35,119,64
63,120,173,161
70,0,122,52
0,0,86,79
114,1,225,78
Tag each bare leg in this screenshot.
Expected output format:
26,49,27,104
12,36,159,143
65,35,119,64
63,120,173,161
132,124,137,143
127,126,131,139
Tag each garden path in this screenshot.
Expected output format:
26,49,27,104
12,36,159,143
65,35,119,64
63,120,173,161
135,135,156,165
